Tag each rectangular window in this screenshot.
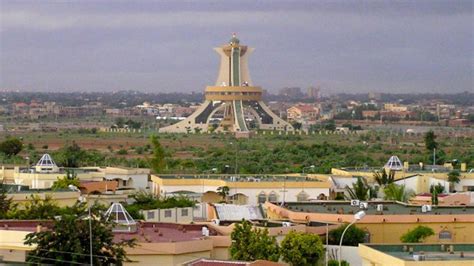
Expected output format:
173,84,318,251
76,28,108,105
147,211,155,219
181,209,188,216
164,210,172,217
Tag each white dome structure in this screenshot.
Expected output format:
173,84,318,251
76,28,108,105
384,155,403,171
105,203,137,232
35,154,59,173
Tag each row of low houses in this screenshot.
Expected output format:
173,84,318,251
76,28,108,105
1,154,474,264
0,199,473,265
2,154,474,207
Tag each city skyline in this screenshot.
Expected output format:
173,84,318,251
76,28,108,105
0,0,472,93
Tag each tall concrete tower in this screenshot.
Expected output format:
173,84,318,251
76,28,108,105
160,34,293,134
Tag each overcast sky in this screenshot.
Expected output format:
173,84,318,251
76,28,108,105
0,0,472,93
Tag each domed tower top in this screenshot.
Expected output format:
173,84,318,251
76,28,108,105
229,33,240,45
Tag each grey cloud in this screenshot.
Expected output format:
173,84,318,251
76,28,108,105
0,0,472,93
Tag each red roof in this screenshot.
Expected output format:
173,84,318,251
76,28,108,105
14,102,28,107
0,221,216,243
417,193,448,198
114,222,215,243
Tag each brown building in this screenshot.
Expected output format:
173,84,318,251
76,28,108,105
287,104,319,122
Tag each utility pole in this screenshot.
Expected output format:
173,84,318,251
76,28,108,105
89,206,93,266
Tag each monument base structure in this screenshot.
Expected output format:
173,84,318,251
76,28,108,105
160,34,293,134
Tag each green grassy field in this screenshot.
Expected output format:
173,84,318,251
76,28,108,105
2,129,473,174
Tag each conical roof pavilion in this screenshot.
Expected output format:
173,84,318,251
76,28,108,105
36,154,57,167
384,155,403,171
105,203,137,232
34,154,59,173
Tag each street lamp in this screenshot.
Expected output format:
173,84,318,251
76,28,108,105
338,210,366,266
203,168,218,176
302,165,315,176
69,185,93,266
224,165,230,175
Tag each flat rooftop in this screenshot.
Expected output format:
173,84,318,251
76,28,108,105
339,165,463,174
113,222,216,243
282,201,473,215
366,243,474,261
0,221,216,243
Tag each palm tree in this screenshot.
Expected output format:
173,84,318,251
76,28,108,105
217,186,230,202
345,177,375,200
429,183,445,194
383,183,413,202
447,170,460,192
373,168,395,186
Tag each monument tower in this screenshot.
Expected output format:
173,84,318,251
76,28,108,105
160,34,293,134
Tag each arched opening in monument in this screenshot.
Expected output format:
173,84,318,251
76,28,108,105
243,106,261,130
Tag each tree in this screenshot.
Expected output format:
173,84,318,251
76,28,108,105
324,120,336,131
424,130,438,151
149,135,166,173
400,225,434,243
51,170,80,190
57,141,85,167
345,177,375,201
115,117,126,128
431,188,439,205
51,176,80,191
280,231,324,266
126,191,195,219
328,223,366,246
373,168,395,186
0,184,14,219
25,202,135,265
383,184,413,202
291,122,302,130
13,195,61,220
130,189,157,206
447,170,460,192
230,220,280,262
328,260,349,266
0,137,23,156
429,183,445,194
217,186,230,202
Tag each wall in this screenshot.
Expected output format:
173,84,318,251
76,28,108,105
9,191,80,208
265,202,474,244
0,230,32,262
124,240,214,265
356,222,474,243
359,244,473,266
125,251,212,266
12,171,102,189
140,207,194,224
326,245,361,266
153,177,330,205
